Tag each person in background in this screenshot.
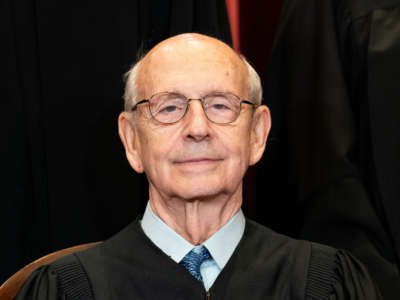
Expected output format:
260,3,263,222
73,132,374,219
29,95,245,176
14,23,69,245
265,0,400,299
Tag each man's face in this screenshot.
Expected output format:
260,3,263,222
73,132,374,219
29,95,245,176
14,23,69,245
120,35,268,202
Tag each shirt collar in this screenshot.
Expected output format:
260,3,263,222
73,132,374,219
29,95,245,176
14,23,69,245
141,201,245,269
203,209,245,269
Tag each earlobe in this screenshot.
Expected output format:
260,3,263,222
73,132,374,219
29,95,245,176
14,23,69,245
118,112,144,173
249,105,271,166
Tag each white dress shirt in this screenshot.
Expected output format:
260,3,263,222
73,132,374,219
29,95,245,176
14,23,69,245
141,202,245,290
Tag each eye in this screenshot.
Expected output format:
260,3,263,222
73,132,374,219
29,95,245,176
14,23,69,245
160,105,180,113
207,95,234,112
156,98,186,115
211,103,231,111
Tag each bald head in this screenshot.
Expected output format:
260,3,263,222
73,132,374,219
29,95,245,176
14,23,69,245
123,33,262,111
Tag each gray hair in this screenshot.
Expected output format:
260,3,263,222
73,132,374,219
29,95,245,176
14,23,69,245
123,54,262,111
242,56,262,106
123,59,142,112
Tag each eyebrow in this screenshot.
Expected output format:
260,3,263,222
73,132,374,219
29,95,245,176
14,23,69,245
167,89,234,97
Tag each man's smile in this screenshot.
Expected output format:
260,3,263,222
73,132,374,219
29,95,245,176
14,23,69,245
174,157,222,164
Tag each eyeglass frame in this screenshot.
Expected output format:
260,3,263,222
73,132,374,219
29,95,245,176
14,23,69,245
130,91,257,124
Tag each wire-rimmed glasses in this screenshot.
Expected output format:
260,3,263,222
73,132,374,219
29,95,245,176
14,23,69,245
131,91,256,124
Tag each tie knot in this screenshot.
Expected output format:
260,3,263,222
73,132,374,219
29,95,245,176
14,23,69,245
179,246,212,282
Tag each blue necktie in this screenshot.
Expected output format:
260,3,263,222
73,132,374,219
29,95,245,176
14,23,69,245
179,246,212,282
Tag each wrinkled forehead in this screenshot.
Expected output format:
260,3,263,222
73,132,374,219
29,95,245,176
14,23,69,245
137,35,248,98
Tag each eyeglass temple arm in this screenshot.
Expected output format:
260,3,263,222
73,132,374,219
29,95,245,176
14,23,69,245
131,99,149,111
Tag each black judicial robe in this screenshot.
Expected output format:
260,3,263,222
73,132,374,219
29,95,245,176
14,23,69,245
15,219,381,300
265,0,400,299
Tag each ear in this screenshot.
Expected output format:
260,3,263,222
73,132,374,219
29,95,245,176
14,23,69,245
118,112,144,173
249,105,271,166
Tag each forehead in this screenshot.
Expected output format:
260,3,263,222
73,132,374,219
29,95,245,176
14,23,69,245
137,36,248,97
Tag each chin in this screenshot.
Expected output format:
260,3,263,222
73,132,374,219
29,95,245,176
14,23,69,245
172,179,237,202
170,182,224,201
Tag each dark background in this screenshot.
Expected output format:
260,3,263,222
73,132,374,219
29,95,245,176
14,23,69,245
1,0,287,282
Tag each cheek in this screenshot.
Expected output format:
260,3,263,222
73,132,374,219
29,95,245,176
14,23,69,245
137,127,178,175
140,140,166,171
231,124,252,154
221,128,252,170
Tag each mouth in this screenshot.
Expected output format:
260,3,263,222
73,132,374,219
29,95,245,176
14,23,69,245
174,158,223,165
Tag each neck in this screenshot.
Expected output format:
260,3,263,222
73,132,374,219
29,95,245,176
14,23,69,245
149,187,242,245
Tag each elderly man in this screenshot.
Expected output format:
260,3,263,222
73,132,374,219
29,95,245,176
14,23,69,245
16,33,381,300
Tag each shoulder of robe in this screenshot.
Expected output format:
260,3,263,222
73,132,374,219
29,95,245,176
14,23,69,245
306,243,383,300
244,222,382,300
14,253,95,300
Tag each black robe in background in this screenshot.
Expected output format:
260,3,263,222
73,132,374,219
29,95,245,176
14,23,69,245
265,0,400,299
15,219,381,300
0,0,231,282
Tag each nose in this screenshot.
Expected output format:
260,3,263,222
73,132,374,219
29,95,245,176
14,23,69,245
182,99,210,142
